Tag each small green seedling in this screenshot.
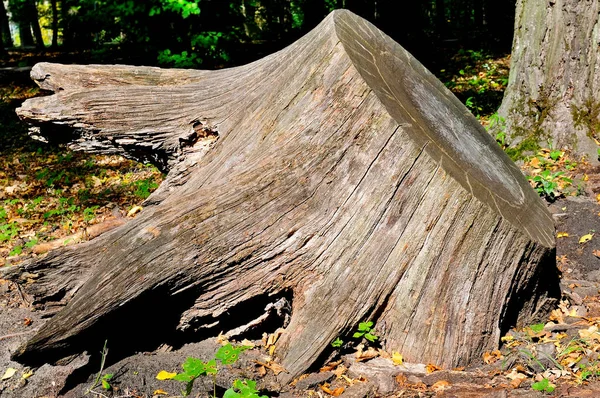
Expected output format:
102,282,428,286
161,343,252,397
224,379,268,398
531,378,555,393
86,340,111,395
353,321,379,343
173,357,218,396
101,373,114,390
331,337,343,348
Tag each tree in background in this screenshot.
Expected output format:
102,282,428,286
8,0,45,48
0,0,12,54
498,0,600,162
1,0,518,73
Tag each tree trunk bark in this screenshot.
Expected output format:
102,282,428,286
5,10,558,383
0,0,13,51
50,0,58,48
498,0,600,161
27,0,44,49
18,20,34,47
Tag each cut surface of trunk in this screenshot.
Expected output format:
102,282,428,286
6,9,558,383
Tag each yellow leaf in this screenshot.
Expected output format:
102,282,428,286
153,389,169,395
597,193,600,203
127,205,143,217
557,232,569,238
584,174,589,181
579,234,594,244
392,351,404,365
156,370,176,380
21,371,33,380
1,368,17,380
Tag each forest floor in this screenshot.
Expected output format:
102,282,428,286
2,51,600,397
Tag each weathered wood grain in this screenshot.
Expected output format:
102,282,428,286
5,9,558,383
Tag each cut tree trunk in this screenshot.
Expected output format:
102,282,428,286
498,0,600,161
4,9,558,383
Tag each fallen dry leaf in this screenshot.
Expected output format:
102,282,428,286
355,346,379,362
593,250,600,258
1,368,17,380
320,360,342,372
425,364,441,373
392,351,404,365
23,318,32,326
21,370,33,380
483,350,503,364
579,233,594,244
257,365,267,377
332,365,347,378
579,325,600,340
254,360,286,376
431,380,451,392
127,205,143,217
155,370,176,380
153,390,169,396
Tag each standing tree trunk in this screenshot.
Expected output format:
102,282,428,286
0,0,13,52
498,0,600,160
27,0,44,49
18,20,34,47
4,10,558,383
50,0,58,48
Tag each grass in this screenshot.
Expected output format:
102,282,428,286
0,74,164,265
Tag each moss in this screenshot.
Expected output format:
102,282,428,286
505,136,541,161
572,99,600,139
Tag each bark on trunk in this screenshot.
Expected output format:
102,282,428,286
5,10,558,383
498,0,600,161
0,0,12,51
50,0,58,48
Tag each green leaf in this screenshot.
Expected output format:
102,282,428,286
205,359,217,375
216,344,250,365
173,373,195,382
364,333,378,342
331,337,343,348
182,357,207,377
352,332,364,339
224,388,241,398
529,323,545,333
357,321,373,332
531,378,554,393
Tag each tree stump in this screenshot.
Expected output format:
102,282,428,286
5,10,558,382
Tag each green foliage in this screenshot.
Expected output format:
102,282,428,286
528,323,545,334
134,178,160,199
164,343,257,397
215,343,251,365
86,340,112,394
224,379,268,398
331,337,343,348
528,171,571,200
101,373,114,390
531,378,555,393
353,321,378,343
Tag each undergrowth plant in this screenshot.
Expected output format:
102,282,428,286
157,343,263,397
